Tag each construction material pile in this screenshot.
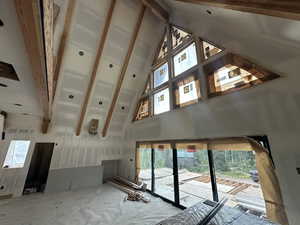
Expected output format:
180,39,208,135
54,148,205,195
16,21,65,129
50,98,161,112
107,176,150,203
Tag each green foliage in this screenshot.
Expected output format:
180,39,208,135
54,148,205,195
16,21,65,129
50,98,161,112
139,148,257,180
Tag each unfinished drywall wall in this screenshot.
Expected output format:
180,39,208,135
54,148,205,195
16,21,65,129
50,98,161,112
126,8,300,225
0,113,132,197
46,165,103,193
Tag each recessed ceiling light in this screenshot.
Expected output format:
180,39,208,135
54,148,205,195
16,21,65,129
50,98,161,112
109,64,113,68
121,106,125,110
0,19,3,27
132,74,136,78
78,50,84,56
206,10,212,15
99,101,103,105
0,83,7,87
14,103,22,107
68,94,74,99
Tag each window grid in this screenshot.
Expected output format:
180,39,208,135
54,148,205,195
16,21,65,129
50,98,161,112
134,24,279,121
136,24,203,120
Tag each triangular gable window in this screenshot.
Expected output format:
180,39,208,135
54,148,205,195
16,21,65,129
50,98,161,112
143,79,150,95
134,98,150,121
204,53,280,97
202,40,222,60
155,31,168,64
171,25,192,49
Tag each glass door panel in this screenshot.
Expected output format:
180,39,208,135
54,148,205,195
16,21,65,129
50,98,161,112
176,143,213,207
212,150,266,215
153,143,174,201
137,144,152,190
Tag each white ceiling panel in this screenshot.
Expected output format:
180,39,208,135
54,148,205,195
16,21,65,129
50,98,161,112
0,1,42,116
63,43,95,76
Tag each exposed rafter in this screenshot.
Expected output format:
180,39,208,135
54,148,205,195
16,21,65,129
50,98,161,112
43,0,54,109
53,0,76,99
76,0,117,136
102,4,146,137
142,0,169,22
173,0,300,21
14,0,50,132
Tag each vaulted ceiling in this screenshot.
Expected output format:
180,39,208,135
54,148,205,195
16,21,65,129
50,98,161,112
51,0,165,137
0,1,42,116
1,0,300,138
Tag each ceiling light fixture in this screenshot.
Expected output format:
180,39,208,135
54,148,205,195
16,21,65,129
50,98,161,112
68,94,74,99
109,64,113,68
78,51,84,56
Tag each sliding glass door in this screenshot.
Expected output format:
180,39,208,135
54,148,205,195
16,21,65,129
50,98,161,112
153,143,175,201
136,136,270,214
176,143,213,207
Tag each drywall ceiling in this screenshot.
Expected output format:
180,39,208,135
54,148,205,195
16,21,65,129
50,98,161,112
0,1,42,117
163,0,300,57
52,0,165,136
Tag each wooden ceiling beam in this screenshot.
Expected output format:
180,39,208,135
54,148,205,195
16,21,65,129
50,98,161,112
14,0,50,132
173,0,300,21
76,0,117,136
102,4,146,137
43,0,54,110
53,0,76,99
142,0,169,23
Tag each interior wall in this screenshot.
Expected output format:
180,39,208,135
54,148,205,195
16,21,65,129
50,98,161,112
0,113,132,197
126,13,300,225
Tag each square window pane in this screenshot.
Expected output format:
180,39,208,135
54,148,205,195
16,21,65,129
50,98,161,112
154,88,170,115
153,63,169,88
174,76,200,108
173,43,198,76
3,140,31,168
179,81,198,103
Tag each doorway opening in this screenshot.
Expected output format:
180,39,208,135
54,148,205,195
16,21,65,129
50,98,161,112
23,143,54,194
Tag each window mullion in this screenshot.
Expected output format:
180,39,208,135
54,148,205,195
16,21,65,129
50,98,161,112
151,146,155,193
194,37,208,101
166,24,174,111
208,150,219,202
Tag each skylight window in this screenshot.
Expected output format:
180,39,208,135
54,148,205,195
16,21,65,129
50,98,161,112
154,88,170,115
173,43,197,76
153,63,169,88
2,140,31,168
